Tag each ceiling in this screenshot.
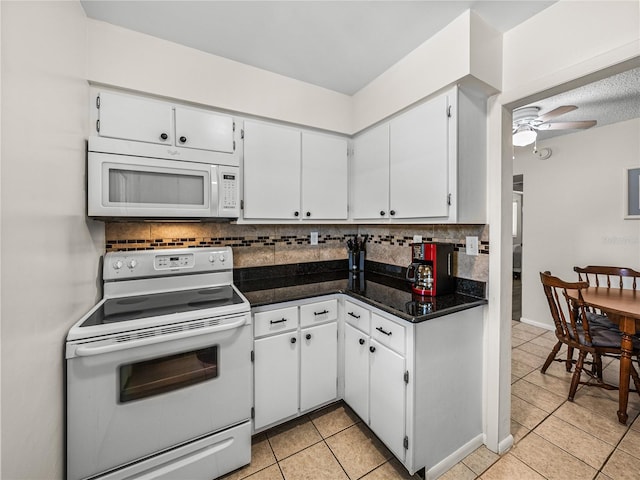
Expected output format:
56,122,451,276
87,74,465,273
516,66,640,143
81,1,639,140
81,0,556,95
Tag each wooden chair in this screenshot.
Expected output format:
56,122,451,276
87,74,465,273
539,271,640,401
574,265,640,291
573,266,640,375
542,266,640,376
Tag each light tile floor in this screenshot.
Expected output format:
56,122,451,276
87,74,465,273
221,321,640,480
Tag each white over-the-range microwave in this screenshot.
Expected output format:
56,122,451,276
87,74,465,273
87,136,240,219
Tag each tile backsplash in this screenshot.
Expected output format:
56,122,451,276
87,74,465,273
104,222,489,282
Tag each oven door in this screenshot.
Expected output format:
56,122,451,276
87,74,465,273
66,314,251,480
87,152,219,218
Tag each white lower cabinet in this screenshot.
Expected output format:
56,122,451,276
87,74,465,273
254,331,299,430
344,299,484,477
344,323,369,421
369,339,406,460
253,299,338,431
253,295,484,478
300,322,338,411
343,305,407,463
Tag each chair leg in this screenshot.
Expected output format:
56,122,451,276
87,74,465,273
630,364,640,398
566,346,575,372
595,353,603,380
541,341,562,374
569,350,586,401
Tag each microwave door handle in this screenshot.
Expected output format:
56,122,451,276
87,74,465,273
71,316,247,358
210,165,219,216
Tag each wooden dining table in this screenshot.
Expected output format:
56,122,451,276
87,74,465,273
576,286,640,424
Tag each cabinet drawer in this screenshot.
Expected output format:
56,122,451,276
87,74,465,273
300,299,337,327
344,301,371,333
370,313,405,354
254,307,299,338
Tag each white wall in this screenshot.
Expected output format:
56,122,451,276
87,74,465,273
513,119,640,329
0,2,104,479
87,19,353,134
352,10,502,133
502,0,640,105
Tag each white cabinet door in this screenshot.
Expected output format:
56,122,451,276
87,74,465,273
369,339,406,460
389,94,450,219
350,124,390,220
301,133,348,220
243,121,301,219
97,91,173,145
254,332,299,430
344,323,370,422
300,322,338,411
174,107,234,153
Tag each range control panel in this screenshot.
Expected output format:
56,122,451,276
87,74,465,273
155,253,195,270
103,247,233,280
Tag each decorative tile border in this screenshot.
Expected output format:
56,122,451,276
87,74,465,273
106,231,488,254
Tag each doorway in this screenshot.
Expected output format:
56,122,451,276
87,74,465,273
512,175,523,321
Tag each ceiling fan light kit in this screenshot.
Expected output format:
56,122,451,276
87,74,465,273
512,125,537,146
512,104,596,148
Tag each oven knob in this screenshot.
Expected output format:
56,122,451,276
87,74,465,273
208,255,216,263
219,254,226,263
127,259,137,269
113,260,123,270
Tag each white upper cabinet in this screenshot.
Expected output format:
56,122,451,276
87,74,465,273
350,92,451,221
97,91,173,145
349,86,485,224
301,132,348,220
96,91,236,155
243,121,301,220
242,122,348,221
174,107,234,153
351,124,390,220
389,93,450,219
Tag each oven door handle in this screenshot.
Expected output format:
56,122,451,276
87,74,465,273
72,316,247,358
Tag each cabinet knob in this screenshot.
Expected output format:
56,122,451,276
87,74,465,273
294,211,299,217
290,337,297,344
390,210,396,216
369,346,376,353
359,338,365,345
160,133,168,141
380,211,386,216
306,333,312,340
179,136,187,143
306,211,311,217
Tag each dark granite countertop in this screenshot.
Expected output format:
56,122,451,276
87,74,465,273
235,261,487,323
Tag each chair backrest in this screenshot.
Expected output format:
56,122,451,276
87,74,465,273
540,271,592,348
574,266,640,291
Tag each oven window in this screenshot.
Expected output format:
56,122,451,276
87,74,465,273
119,346,218,403
109,169,205,206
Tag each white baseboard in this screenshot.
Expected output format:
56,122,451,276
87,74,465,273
498,434,514,454
425,433,484,480
519,317,553,331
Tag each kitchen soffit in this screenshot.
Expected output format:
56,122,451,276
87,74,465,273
80,0,556,96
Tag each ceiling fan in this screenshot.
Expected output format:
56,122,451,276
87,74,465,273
512,105,597,147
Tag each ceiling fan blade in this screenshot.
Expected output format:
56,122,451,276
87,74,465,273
535,105,578,123
538,120,597,130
